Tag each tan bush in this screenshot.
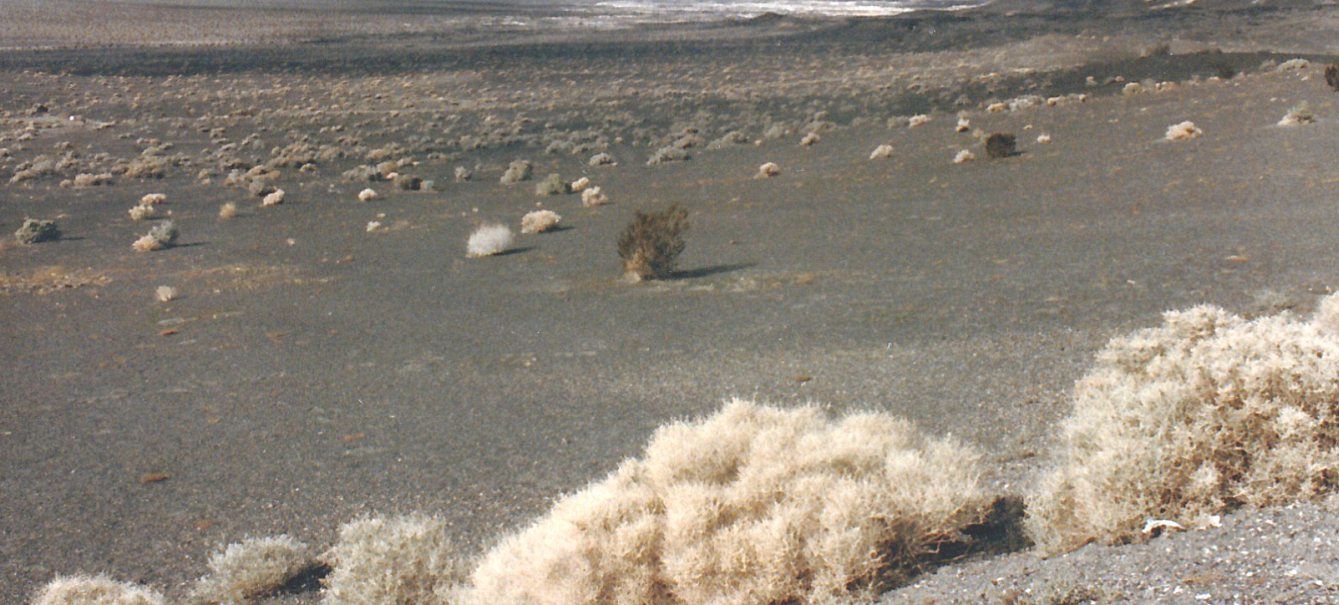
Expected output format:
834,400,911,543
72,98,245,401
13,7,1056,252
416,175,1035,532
186,535,310,604
465,399,994,604
1027,297,1339,555
32,575,165,605
520,210,562,234
323,515,467,605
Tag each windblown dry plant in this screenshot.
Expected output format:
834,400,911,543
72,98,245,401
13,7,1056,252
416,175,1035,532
465,399,998,604
520,210,561,234
617,204,688,281
132,220,178,252
466,223,514,257
323,514,467,605
33,575,165,605
581,186,608,208
186,536,311,604
1278,103,1316,127
1165,120,1202,141
1026,296,1339,555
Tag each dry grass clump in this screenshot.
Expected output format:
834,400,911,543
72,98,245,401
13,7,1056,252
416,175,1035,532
907,114,931,128
186,535,311,604
570,176,591,192
756,162,780,178
953,149,976,164
466,223,514,258
1276,58,1310,71
1165,121,1202,141
131,220,177,252
1036,134,1052,144
261,189,286,207
32,575,165,605
1026,297,1339,555
466,399,995,604
646,146,690,165
581,186,608,207
128,204,157,221
869,144,894,160
218,202,237,219
358,188,378,202
500,159,533,184
140,193,166,206
520,210,562,234
1278,103,1315,126
155,286,177,303
799,132,820,147
617,204,688,281
323,514,467,605
588,152,617,167
955,116,971,133
534,173,571,196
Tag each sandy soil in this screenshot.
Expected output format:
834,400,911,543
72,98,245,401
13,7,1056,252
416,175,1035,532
1,1,1338,602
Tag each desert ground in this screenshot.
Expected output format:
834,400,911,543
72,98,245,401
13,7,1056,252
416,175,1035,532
3,0,1339,603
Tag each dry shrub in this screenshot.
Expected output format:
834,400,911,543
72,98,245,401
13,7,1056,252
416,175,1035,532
616,204,688,281
218,203,237,219
1026,297,1339,555
520,210,561,234
32,575,165,605
186,535,311,604
466,224,514,258
1164,121,1202,141
1278,103,1315,127
869,144,894,160
15,218,59,244
984,133,1017,159
582,186,608,208
323,514,467,605
1327,63,1339,92
466,399,995,604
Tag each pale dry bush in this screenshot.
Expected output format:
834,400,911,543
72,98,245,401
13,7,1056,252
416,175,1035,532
186,535,311,604
323,514,467,605
466,224,513,257
465,398,991,605
1165,121,1202,141
32,575,165,605
869,144,894,160
1027,297,1339,555
520,210,562,234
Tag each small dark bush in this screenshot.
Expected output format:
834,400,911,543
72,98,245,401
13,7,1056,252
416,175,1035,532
395,174,423,191
984,133,1017,159
617,204,689,281
1142,43,1171,58
1213,63,1237,80
1326,63,1339,92
14,218,59,244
